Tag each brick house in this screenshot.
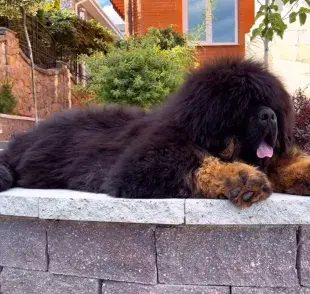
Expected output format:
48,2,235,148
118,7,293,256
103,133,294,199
110,0,255,62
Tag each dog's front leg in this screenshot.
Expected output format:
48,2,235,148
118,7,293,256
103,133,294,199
268,147,310,195
196,156,272,209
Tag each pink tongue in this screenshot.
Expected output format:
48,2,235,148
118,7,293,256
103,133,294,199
257,142,274,158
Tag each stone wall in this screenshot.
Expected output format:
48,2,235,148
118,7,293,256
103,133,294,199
1,189,310,293
0,28,72,119
0,114,35,141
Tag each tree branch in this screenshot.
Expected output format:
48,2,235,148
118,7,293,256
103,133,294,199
283,1,299,20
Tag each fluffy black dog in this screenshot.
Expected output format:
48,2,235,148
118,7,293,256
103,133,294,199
1,56,309,208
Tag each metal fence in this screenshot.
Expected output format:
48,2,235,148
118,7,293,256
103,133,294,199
0,16,57,69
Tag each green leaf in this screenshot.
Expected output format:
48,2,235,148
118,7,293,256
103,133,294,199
261,27,268,38
289,0,298,3
258,5,267,13
271,5,279,11
250,28,261,40
289,12,297,23
299,12,307,25
265,28,274,41
298,7,310,13
255,11,265,20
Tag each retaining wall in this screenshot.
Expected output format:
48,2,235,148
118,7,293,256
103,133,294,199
1,189,310,293
0,28,71,118
0,113,35,141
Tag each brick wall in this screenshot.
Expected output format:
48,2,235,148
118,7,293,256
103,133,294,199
0,217,310,293
0,28,72,119
115,0,255,62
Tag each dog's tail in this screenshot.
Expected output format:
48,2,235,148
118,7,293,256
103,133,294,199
0,161,14,192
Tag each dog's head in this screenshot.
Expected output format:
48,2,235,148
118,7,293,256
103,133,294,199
168,56,294,167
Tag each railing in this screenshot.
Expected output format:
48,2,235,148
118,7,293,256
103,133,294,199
0,16,57,69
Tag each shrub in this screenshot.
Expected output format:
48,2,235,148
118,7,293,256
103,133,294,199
40,10,115,61
292,88,310,153
0,81,17,114
115,26,187,50
81,28,197,108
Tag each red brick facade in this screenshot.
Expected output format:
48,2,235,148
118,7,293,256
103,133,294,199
111,0,255,62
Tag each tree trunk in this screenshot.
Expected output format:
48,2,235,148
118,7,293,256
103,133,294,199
264,0,269,68
22,9,38,124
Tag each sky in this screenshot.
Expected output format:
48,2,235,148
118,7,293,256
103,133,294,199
97,0,124,25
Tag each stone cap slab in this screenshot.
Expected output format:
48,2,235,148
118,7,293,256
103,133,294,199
1,188,310,225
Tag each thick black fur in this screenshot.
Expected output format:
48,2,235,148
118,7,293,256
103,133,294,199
0,56,294,198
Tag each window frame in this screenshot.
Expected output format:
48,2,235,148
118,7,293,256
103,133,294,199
182,0,239,46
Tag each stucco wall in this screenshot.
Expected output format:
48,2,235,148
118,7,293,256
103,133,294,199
246,0,310,95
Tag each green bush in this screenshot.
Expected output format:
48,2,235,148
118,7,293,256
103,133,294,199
115,26,187,50
81,28,197,108
39,10,115,61
0,82,17,114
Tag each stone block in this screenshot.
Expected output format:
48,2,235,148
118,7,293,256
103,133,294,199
0,267,99,294
48,221,157,284
39,189,184,224
0,218,47,270
102,282,230,294
0,188,39,217
232,287,310,294
299,226,310,286
156,226,298,286
186,194,310,225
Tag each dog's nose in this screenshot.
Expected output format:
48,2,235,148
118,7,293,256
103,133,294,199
258,108,277,124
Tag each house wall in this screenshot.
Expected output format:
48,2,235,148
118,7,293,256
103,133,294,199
246,0,310,95
197,0,255,62
119,0,255,62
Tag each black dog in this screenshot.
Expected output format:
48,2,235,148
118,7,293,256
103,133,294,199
1,56,309,208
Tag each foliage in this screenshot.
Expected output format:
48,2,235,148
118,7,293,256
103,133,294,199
251,0,310,42
0,0,46,18
115,26,187,50
40,10,115,61
43,0,60,11
0,81,17,114
80,28,197,108
292,88,310,153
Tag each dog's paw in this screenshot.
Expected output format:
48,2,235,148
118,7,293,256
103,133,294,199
221,164,272,208
278,157,310,196
197,159,272,209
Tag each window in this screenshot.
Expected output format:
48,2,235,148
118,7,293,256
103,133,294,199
184,0,238,45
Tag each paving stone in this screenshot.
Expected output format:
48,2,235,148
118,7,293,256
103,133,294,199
0,218,47,270
298,226,310,286
156,226,298,287
102,281,230,294
232,287,310,294
0,267,99,294
48,221,157,284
